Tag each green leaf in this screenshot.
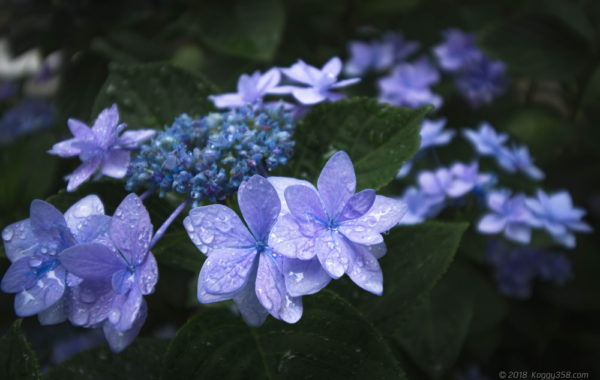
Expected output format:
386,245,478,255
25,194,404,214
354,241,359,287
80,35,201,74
290,98,429,190
44,338,167,380
91,62,218,129
161,290,406,379
369,222,469,323
480,14,592,81
0,320,40,380
393,264,475,379
185,0,284,61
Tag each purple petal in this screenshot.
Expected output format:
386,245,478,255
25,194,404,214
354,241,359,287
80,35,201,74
14,266,66,317
322,57,343,77
330,77,361,89
267,176,315,215
282,61,318,85
101,150,130,178
136,253,158,295
67,280,115,327
315,231,351,278
367,242,387,259
505,223,532,244
38,297,67,325
346,242,383,295
109,286,144,332
348,195,406,233
339,223,383,245
184,204,255,255
209,93,245,109
554,232,576,248
339,189,376,222
91,104,120,143
292,88,327,105
256,254,302,323
284,185,327,223
30,200,68,236
2,220,39,262
112,269,135,295
317,151,356,218
1,257,34,293
64,195,105,230
478,214,506,234
67,118,94,141
200,248,257,295
269,214,324,260
117,130,155,149
283,257,331,297
110,194,152,265
48,138,83,157
103,299,147,353
257,68,281,93
60,243,124,280
238,175,281,241
66,157,101,192
233,265,268,327
418,172,442,196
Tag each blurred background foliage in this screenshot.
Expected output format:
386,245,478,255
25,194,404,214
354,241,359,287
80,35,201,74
1,0,600,378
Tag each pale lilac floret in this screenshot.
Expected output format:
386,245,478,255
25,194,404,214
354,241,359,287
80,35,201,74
397,118,455,178
525,190,592,248
417,167,473,203
59,194,158,352
184,175,309,325
209,68,286,109
398,187,444,225
462,122,508,156
378,57,442,108
478,191,536,244
279,57,361,105
497,145,544,181
1,195,108,323
344,32,420,76
268,151,406,294
433,28,483,72
48,104,155,192
450,162,494,193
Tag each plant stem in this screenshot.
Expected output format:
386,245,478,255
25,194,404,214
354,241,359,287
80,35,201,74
139,187,156,201
150,198,192,248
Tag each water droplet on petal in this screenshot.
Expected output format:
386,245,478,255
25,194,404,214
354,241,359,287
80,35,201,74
2,228,14,242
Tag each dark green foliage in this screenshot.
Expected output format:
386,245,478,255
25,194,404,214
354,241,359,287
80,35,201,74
0,320,40,380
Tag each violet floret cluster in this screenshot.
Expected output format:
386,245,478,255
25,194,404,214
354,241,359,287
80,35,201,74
126,103,295,202
184,152,406,324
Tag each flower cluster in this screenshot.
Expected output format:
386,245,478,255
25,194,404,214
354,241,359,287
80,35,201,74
126,103,295,202
486,241,572,299
345,27,506,109
49,105,155,191
434,29,506,107
1,194,158,352
0,97,55,144
184,152,406,325
209,57,360,110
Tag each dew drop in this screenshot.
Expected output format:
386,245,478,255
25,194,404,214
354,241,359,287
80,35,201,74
2,228,14,242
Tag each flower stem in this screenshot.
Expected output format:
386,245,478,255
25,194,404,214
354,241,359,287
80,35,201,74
150,198,192,248
139,187,156,201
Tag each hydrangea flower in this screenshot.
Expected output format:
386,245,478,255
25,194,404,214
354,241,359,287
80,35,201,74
450,162,494,195
48,104,155,192
397,187,443,225
478,191,535,244
525,190,592,248
433,29,482,72
486,241,572,299
209,68,286,109
378,57,442,108
184,175,312,325
497,145,544,181
344,32,420,76
454,57,506,108
126,104,294,202
463,122,508,156
397,118,455,178
1,195,107,322
59,194,158,352
280,57,360,104
417,167,473,203
268,151,406,294
0,97,55,144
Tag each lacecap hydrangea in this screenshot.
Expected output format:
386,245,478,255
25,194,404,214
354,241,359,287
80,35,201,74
126,103,295,202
